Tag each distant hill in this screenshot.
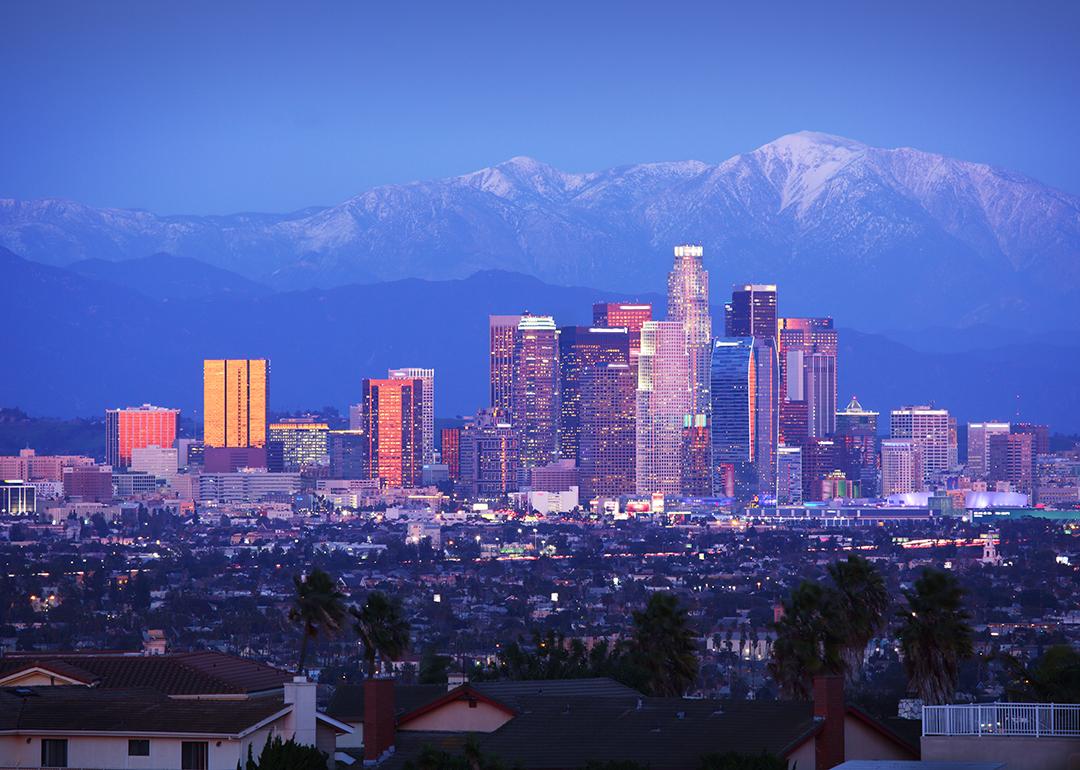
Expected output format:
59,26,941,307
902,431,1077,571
1,247,1076,430
3,132,1080,329
68,253,269,301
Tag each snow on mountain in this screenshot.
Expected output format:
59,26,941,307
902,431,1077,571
2,132,1079,329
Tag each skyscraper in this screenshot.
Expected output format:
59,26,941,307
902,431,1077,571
752,337,779,497
579,362,636,499
441,427,461,482
710,338,756,498
668,245,711,416
777,317,838,442
203,359,268,448
967,421,1011,477
361,377,424,488
835,396,879,497
881,439,921,496
776,446,803,505
389,367,435,466
890,405,950,487
636,321,690,495
725,284,778,341
489,315,522,417
989,431,1034,495
511,315,560,468
557,326,629,462
459,409,518,498
592,302,652,376
327,429,367,479
267,419,329,472
105,404,179,468
802,438,841,502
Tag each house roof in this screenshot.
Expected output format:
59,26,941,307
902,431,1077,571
0,651,292,696
326,683,448,723
0,687,290,736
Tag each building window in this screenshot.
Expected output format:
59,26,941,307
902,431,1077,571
181,741,209,770
41,739,68,768
128,738,151,756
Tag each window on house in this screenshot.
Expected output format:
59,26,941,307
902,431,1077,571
181,741,209,770
40,739,68,768
128,738,151,756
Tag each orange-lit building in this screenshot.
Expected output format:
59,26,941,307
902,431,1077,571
105,404,179,468
362,378,424,488
203,359,268,448
441,427,461,481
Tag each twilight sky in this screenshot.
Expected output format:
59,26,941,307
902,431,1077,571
2,0,1078,215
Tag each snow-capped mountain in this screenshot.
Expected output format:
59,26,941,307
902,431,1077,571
3,131,1079,328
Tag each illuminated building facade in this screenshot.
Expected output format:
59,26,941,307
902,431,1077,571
579,362,636,499
267,419,330,472
203,359,268,448
681,414,712,496
459,409,518,498
890,405,950,487
881,439,921,496
389,367,435,465
0,480,35,515
592,302,652,376
511,315,560,468
105,404,179,468
725,284,778,341
668,245,711,417
966,421,1010,477
557,326,629,462
441,427,461,481
489,315,522,418
777,317,838,442
835,396,879,497
710,338,756,498
802,438,840,502
362,378,424,488
776,446,803,505
635,321,690,495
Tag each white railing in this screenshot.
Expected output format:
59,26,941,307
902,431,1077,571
923,703,1080,737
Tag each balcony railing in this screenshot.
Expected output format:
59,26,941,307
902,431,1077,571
923,703,1080,737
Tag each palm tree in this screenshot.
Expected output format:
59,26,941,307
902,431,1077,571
897,568,974,705
769,580,846,699
289,568,347,675
631,592,698,696
351,591,411,678
828,554,890,682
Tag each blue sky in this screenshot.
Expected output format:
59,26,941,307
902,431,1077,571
2,0,1078,214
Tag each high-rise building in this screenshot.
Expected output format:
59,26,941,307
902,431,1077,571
835,396,880,497
105,405,179,468
966,422,1011,477
725,284,778,341
557,326,629,462
267,419,330,472
361,378,424,488
203,359,268,448
511,315,560,468
1011,423,1050,456
579,362,636,499
636,321,690,496
777,318,838,442
489,315,522,417
389,368,435,466
881,439,921,496
710,338,756,498
459,409,518,498
776,446,803,505
802,438,841,502
592,302,652,376
989,431,1034,495
327,429,367,479
752,337,779,497
441,427,461,482
668,245,712,416
890,405,950,488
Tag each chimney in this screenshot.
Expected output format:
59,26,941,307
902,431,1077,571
364,678,396,765
284,675,318,747
813,674,845,770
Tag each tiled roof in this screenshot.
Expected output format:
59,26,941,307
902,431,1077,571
0,651,292,695
0,687,288,736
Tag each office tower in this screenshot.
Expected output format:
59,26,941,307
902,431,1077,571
361,378,424,488
579,362,636,499
267,419,329,472
441,427,461,481
710,339,756,498
389,367,435,466
593,302,653,375
777,317,838,442
725,284,778,341
63,466,113,503
349,403,363,431
681,414,712,496
752,337,779,497
511,315,560,468
948,416,959,468
835,396,880,497
459,409,518,498
966,422,1011,477
328,429,367,479
636,321,690,495
203,359,268,448
989,432,1034,495
1012,423,1050,456
558,326,629,462
130,445,178,482
890,405,950,487
489,315,522,417
668,245,712,416
105,405,179,469
802,438,841,502
881,439,921,496
776,446,803,505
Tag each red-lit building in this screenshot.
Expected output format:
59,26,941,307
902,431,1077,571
105,405,179,469
441,427,461,481
362,378,424,488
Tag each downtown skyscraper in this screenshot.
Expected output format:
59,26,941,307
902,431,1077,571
511,315,560,468
203,359,268,448
558,326,629,463
635,321,690,496
389,367,435,466
579,362,636,499
592,302,652,377
361,377,424,488
890,405,951,488
105,404,179,469
488,315,521,418
777,317,838,444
